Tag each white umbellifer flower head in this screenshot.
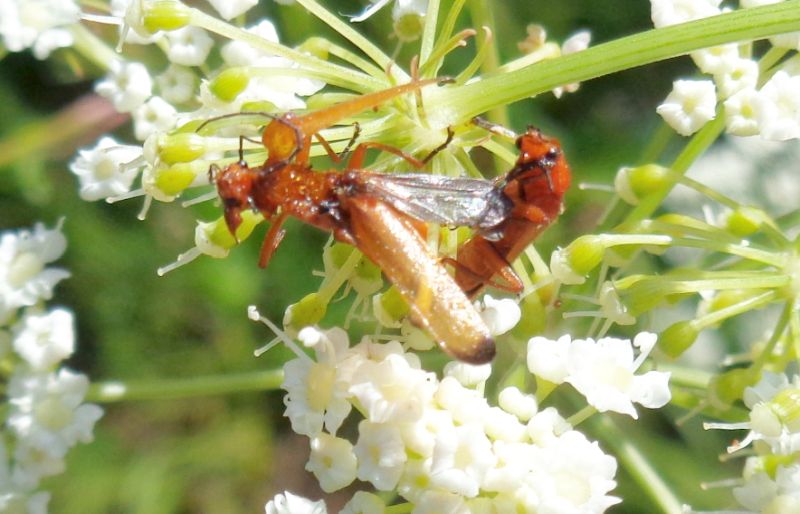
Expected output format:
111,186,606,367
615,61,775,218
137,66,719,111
353,420,407,490
564,332,671,418
281,330,353,437
265,492,327,514
753,70,800,141
155,64,196,105
306,433,358,493
6,369,103,459
0,222,69,317
13,308,74,371
650,0,721,28
0,0,79,59
132,96,179,141
656,79,718,136
69,136,143,201
477,295,520,336
526,430,620,513
340,491,385,514
349,353,436,424
164,26,214,67
724,88,761,136
714,57,759,99
429,422,496,497
206,0,258,20
95,60,153,113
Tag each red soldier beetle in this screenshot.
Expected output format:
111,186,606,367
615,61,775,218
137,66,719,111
209,80,497,363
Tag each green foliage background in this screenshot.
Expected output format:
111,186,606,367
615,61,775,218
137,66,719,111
0,1,739,512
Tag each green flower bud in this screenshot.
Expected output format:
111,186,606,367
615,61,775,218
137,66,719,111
659,320,698,358
206,211,262,248
566,235,606,275
159,133,207,164
142,0,191,33
285,292,327,328
510,293,546,339
725,206,773,237
614,164,670,205
352,257,382,296
209,69,250,102
375,285,409,327
708,368,758,410
154,162,198,195
394,12,424,42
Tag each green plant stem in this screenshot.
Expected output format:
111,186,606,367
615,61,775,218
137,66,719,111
428,1,800,124
87,369,283,402
589,414,684,514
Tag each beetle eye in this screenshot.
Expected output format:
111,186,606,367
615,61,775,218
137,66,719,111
515,137,523,149
546,148,559,161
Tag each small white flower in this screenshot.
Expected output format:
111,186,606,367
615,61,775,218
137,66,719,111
650,0,721,28
412,490,468,514
564,332,671,418
526,406,571,446
690,44,740,74
164,26,214,67
657,79,718,136
306,433,357,493
434,376,490,425
282,355,352,437
526,334,572,383
429,422,496,497
95,60,153,113
349,353,436,424
205,0,258,20
483,406,527,443
526,430,620,513
132,96,179,141
0,222,69,316
340,491,385,514
12,442,67,488
156,64,196,105
0,0,79,59
265,492,327,514
396,457,433,502
7,369,103,459
713,57,759,99
69,136,143,201
732,372,800,455
478,295,520,336
13,308,74,371
733,460,800,512
724,88,761,136
353,420,407,490
753,70,800,141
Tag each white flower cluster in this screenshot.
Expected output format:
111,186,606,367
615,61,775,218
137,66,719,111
700,372,800,513
58,2,325,210
652,0,800,139
275,325,622,513
0,0,80,59
0,223,103,513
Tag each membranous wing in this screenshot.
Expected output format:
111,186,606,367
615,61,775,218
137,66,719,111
356,172,512,233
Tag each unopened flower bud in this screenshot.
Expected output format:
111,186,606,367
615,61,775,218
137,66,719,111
206,211,261,248
142,0,192,33
659,320,698,358
614,164,671,205
708,368,758,410
209,68,250,102
154,162,201,195
284,292,327,329
373,286,409,328
724,206,773,237
158,133,208,164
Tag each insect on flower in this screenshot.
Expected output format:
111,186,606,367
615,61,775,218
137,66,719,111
208,79,498,363
452,118,571,298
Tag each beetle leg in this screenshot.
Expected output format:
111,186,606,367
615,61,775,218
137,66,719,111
258,212,289,269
